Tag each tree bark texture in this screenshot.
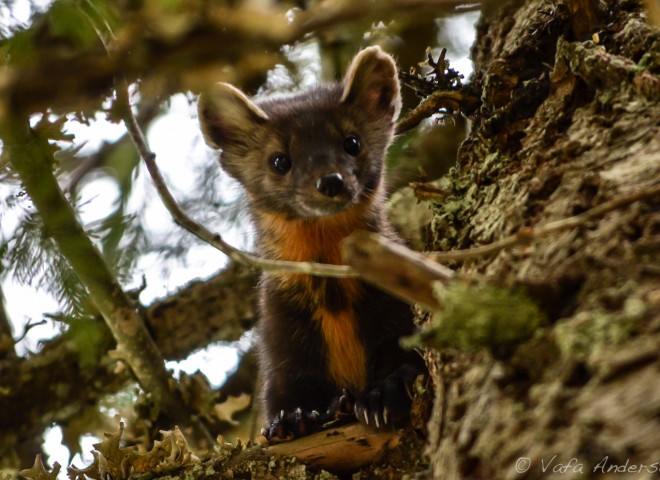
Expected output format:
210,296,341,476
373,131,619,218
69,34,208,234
424,1,659,478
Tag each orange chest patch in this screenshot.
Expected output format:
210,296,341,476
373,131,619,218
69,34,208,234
258,210,368,389
258,209,365,302
315,308,367,390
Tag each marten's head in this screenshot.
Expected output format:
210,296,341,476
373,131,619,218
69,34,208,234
198,46,401,219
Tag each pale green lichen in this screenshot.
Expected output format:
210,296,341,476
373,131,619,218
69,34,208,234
403,281,546,357
553,303,643,364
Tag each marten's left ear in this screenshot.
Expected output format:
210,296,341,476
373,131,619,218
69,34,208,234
198,82,269,150
341,46,402,122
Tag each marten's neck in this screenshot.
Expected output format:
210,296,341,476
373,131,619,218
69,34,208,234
254,198,383,264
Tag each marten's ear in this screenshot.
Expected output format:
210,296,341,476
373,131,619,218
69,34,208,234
341,46,401,122
198,82,269,149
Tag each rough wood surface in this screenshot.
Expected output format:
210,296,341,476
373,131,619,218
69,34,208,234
260,423,400,474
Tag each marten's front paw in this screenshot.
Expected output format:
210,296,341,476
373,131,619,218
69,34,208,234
261,408,321,442
354,364,420,430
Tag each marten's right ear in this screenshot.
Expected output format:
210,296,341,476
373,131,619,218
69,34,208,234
341,46,401,122
198,83,269,149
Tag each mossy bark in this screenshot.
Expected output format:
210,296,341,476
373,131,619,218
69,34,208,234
423,0,659,478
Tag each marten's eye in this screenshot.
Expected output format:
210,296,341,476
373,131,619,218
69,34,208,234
270,153,291,174
343,135,361,156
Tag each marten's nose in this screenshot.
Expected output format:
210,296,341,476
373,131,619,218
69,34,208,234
316,173,344,197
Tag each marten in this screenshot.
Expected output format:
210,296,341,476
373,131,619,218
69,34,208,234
198,46,424,441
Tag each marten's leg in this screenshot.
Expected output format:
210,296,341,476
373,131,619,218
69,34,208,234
258,285,337,441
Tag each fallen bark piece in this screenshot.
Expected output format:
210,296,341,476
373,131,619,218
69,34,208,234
260,423,400,473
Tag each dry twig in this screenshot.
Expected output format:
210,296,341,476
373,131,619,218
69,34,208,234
342,231,456,310
261,423,400,474
396,89,481,134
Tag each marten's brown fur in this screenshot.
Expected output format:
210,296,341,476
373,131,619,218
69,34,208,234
198,46,423,440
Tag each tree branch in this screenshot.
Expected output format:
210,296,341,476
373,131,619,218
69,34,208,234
0,263,258,461
145,262,258,360
0,0,481,118
0,330,125,462
396,89,481,135
2,118,189,423
341,231,456,310
340,183,660,309
260,423,400,474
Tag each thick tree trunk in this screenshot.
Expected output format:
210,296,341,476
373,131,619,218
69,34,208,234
424,0,660,478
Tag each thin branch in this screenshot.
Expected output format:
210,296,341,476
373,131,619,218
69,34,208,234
13,320,47,345
396,89,480,135
1,117,190,423
117,84,358,278
340,184,660,309
146,262,258,360
428,182,660,262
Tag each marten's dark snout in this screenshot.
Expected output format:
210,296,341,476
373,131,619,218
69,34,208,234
316,173,344,197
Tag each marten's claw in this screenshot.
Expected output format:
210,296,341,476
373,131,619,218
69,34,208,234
354,364,420,430
265,407,321,442
354,385,388,429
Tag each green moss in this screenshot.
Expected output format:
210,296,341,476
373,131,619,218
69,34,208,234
403,281,546,358
479,152,508,175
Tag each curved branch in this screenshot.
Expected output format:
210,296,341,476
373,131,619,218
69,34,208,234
396,89,481,135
